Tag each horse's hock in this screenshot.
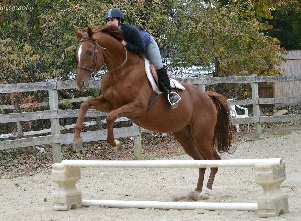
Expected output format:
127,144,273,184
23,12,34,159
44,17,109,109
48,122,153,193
51,159,288,218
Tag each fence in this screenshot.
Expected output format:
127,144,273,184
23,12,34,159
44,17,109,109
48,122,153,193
1,76,301,163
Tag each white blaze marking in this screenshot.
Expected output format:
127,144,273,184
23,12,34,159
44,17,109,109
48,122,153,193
78,45,83,63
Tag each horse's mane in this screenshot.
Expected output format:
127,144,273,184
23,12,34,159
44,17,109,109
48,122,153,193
92,25,124,42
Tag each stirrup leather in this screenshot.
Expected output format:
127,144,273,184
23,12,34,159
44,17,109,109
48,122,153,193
168,92,181,109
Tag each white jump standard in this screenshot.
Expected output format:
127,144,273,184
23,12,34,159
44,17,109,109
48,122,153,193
51,158,288,218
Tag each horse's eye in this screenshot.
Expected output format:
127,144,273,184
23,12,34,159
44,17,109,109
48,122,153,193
87,51,93,56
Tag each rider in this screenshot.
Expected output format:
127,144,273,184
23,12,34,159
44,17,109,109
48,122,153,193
104,8,181,109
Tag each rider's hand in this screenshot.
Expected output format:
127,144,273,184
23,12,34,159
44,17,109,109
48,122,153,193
121,40,127,47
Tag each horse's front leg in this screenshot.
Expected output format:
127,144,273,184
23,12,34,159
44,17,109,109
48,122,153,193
73,95,112,148
105,102,145,147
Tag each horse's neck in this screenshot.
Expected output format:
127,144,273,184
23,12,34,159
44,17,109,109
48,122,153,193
95,32,143,72
105,49,146,85
104,45,143,74
101,48,151,104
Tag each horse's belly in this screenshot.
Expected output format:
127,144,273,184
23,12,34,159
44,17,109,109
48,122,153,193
133,114,189,133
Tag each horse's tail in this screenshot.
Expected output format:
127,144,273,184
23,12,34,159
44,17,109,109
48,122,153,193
206,91,234,154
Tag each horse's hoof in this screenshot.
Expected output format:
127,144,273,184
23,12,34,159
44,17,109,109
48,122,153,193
116,139,123,150
199,187,211,200
202,187,212,196
189,190,210,201
72,139,83,151
111,139,123,150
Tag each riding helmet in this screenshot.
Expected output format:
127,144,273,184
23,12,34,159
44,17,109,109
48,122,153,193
105,8,125,22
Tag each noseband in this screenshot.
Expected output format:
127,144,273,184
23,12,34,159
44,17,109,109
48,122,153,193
77,38,128,75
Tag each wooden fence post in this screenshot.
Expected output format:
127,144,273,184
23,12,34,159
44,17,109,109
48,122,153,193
16,120,23,137
49,86,62,163
199,75,206,92
199,83,206,92
133,134,142,160
251,76,262,137
12,96,23,137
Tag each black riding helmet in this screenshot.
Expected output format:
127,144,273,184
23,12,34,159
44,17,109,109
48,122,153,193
104,8,125,22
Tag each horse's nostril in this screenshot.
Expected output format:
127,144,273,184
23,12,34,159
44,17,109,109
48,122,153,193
81,80,85,88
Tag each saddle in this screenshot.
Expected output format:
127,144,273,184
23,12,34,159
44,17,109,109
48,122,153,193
144,59,185,94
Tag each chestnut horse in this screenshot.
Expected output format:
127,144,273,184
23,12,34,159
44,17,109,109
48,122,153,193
73,26,233,196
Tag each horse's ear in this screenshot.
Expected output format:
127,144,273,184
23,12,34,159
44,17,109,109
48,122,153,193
74,29,82,41
87,27,93,38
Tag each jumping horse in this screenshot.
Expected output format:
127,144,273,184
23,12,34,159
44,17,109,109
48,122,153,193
73,25,233,196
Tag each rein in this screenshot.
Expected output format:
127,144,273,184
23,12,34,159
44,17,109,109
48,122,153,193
77,38,128,76
107,49,128,74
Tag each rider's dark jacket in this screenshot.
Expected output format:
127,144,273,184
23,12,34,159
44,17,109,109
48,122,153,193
120,24,150,55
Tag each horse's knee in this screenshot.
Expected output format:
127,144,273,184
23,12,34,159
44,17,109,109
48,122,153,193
80,100,90,109
106,111,119,126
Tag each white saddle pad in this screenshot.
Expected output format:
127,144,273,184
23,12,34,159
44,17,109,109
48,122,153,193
145,59,185,94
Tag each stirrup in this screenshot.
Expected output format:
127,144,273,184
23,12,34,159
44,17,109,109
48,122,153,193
168,92,181,109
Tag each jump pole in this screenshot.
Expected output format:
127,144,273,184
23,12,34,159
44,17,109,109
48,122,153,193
82,200,258,211
52,158,288,217
60,158,283,168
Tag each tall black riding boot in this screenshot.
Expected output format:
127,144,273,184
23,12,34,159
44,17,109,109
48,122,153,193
157,67,181,109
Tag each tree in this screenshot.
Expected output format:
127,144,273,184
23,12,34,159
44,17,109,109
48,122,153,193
0,0,172,83
0,0,50,83
267,0,301,50
165,0,284,76
0,0,285,84
216,0,289,19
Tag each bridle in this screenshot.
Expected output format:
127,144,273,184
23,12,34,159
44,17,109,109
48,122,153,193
77,38,128,76
77,39,101,75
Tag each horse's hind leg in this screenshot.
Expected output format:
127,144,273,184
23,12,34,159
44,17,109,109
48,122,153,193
173,114,221,194
172,126,207,193
190,121,221,193
206,150,221,190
